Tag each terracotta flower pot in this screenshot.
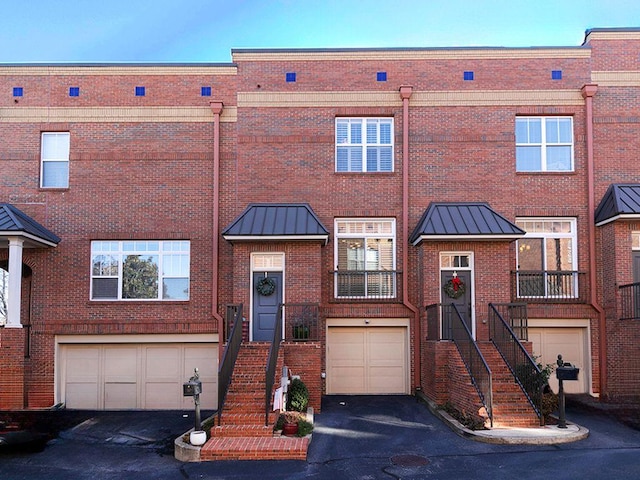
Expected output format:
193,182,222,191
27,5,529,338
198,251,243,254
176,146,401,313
282,422,298,436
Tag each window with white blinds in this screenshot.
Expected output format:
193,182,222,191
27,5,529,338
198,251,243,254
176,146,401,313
40,132,70,188
336,118,393,172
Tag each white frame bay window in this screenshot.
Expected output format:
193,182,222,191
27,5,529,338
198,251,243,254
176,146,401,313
336,118,393,172
515,117,574,172
334,219,396,298
91,240,190,300
41,132,70,188
515,218,578,299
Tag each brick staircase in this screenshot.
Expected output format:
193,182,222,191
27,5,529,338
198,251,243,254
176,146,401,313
200,342,310,461
478,342,541,428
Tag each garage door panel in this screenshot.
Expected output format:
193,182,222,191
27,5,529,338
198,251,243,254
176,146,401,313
530,327,586,394
145,346,181,382
104,347,137,383
66,383,99,409
105,383,137,409
327,326,408,395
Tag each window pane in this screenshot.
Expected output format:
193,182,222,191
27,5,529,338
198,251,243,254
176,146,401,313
558,118,572,142
42,161,69,188
546,146,571,171
516,146,541,171
92,254,118,276
350,147,362,171
163,254,189,276
92,278,118,299
336,121,348,143
366,121,377,143
122,255,159,299
350,121,362,143
42,133,70,159
545,118,559,143
515,119,529,143
528,119,541,143
379,121,391,144
379,147,392,171
336,147,349,171
163,278,189,300
366,147,379,172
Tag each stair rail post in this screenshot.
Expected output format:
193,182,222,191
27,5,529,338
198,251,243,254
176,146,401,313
265,303,284,426
217,304,244,426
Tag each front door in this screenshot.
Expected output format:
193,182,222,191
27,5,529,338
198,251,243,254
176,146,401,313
252,272,283,341
440,254,473,337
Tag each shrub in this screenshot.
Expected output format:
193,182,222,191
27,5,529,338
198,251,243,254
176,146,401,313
296,419,313,437
287,378,309,412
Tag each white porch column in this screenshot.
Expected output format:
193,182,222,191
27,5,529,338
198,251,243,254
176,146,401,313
6,237,24,328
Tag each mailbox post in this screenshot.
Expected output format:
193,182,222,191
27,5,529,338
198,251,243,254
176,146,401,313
556,354,580,429
183,368,203,432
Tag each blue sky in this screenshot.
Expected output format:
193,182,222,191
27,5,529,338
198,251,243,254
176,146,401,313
1,0,639,63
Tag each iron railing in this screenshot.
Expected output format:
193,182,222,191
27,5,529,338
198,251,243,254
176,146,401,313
489,303,528,341
333,270,398,300
282,303,319,341
217,304,244,426
512,270,586,303
488,303,543,425
448,303,493,427
619,282,640,320
425,303,455,340
265,303,284,426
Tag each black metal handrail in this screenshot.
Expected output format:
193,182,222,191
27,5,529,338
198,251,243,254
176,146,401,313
488,303,543,425
282,303,319,341
512,270,586,303
425,303,454,340
490,303,528,341
217,304,244,426
619,282,640,320
333,270,398,299
449,303,493,427
265,303,284,426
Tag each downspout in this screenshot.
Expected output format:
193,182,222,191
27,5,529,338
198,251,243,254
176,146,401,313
581,84,606,398
399,85,421,391
210,102,225,361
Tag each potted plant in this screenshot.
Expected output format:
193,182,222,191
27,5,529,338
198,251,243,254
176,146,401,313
281,411,300,436
292,323,310,340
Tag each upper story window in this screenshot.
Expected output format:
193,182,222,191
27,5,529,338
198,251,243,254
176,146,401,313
515,117,573,172
336,118,393,172
91,240,190,301
334,219,396,299
515,218,577,298
41,132,70,188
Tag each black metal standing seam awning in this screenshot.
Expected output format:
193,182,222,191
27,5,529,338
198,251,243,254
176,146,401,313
595,184,640,226
222,203,329,245
409,202,525,245
0,203,61,248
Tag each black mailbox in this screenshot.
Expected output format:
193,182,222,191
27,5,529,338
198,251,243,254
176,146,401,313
556,363,580,381
183,378,202,397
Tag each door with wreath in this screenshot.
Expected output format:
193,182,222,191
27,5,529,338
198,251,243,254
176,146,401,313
440,269,472,338
252,272,283,341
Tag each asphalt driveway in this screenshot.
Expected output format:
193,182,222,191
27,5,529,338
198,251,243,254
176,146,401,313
1,396,640,479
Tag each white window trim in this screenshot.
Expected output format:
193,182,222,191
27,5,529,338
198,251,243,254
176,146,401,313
335,117,394,173
516,116,574,172
40,132,70,188
90,240,190,301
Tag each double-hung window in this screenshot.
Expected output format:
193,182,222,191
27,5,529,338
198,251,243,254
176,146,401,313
515,117,573,172
336,118,393,172
334,219,396,298
41,132,70,188
515,218,577,298
91,240,190,300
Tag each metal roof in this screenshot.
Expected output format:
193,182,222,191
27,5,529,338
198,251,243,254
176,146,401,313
222,203,329,244
410,202,525,245
595,184,640,226
0,204,61,247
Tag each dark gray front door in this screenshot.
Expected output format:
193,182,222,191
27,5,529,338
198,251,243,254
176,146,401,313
252,272,283,341
441,270,472,335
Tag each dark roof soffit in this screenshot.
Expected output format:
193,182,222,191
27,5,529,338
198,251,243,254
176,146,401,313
595,184,640,226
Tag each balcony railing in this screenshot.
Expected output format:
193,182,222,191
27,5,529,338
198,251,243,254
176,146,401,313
281,303,320,342
511,270,586,303
425,303,454,340
333,270,399,300
619,282,640,320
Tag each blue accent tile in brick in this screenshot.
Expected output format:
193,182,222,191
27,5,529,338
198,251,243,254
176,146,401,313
135,86,146,96
13,87,23,97
552,70,563,80
69,87,80,97
201,86,212,96
286,72,296,82
463,71,474,81
377,72,387,82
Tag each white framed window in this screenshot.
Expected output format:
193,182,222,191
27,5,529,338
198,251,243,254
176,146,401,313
515,218,577,298
334,219,396,298
336,118,393,172
91,240,190,300
41,132,70,188
515,117,573,172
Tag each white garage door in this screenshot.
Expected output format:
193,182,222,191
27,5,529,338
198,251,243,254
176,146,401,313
60,343,218,410
326,326,409,394
529,327,588,394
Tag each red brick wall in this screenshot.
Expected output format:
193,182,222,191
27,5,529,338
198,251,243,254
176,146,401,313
0,328,26,409
283,342,322,412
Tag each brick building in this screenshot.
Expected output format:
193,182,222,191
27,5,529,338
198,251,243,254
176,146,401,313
1,28,639,428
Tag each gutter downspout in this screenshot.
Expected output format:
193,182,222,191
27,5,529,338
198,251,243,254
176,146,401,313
582,84,606,398
399,85,421,391
210,102,225,362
